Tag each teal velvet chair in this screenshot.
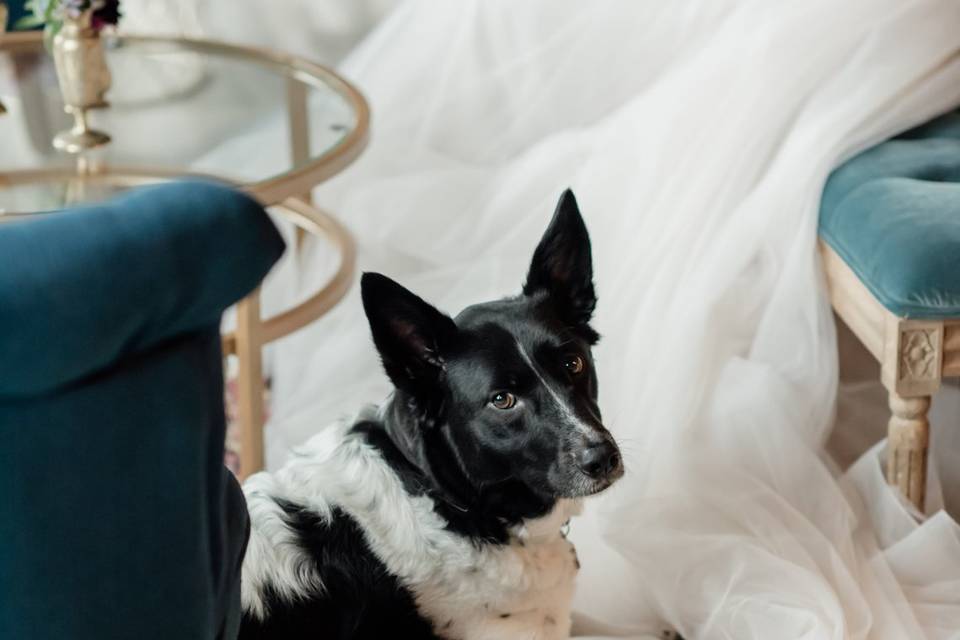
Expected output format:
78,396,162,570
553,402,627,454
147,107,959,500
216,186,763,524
2,0,29,28
0,182,285,639
820,108,960,512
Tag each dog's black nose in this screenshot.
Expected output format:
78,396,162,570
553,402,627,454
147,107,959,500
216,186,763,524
577,441,621,479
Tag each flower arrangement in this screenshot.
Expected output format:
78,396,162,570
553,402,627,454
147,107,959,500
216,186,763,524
16,0,120,36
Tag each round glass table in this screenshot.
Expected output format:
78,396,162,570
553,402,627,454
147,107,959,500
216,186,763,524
0,31,370,479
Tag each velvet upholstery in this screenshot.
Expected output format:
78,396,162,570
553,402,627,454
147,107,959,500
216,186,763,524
0,182,284,640
820,109,960,318
0,182,284,397
4,1,32,29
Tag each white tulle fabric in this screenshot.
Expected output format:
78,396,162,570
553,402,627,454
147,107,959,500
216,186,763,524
211,1,960,637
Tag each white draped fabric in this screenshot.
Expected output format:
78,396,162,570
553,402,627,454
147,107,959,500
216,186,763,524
206,1,960,637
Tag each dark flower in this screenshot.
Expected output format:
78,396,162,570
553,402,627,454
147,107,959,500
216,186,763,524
16,0,120,33
92,0,120,29
61,0,120,29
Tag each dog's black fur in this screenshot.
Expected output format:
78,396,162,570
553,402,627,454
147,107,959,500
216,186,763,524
238,499,441,639
239,190,623,639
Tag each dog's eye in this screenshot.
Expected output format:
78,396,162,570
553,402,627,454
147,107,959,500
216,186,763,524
564,355,585,376
490,391,517,410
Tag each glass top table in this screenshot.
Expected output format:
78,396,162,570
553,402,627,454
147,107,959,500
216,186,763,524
0,31,369,215
0,30,369,479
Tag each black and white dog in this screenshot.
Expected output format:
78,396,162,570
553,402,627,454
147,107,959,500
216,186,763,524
239,190,624,640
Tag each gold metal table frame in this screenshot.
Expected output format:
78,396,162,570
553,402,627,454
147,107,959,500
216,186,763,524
0,31,370,480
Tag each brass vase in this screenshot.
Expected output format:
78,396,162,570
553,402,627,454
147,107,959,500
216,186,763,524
52,8,112,153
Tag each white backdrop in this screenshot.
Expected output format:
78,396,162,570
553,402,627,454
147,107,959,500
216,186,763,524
192,1,960,637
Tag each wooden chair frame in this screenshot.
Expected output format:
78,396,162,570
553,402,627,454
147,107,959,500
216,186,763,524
821,241,960,510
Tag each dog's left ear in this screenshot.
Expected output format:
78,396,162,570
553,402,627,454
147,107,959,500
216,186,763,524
361,272,458,394
523,189,597,331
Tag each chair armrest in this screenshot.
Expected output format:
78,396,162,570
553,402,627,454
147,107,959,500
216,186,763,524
0,181,285,397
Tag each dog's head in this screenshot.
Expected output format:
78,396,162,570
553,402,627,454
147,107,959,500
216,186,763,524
361,190,623,503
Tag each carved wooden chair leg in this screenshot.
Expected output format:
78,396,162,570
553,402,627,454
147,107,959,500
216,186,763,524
886,392,931,510
880,319,943,513
820,243,955,517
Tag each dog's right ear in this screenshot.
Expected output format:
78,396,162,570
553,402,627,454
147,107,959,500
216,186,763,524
361,272,458,394
523,189,598,336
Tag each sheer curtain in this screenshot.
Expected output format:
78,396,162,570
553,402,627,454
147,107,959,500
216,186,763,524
205,1,960,637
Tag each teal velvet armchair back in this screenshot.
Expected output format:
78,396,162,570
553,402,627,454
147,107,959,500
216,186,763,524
0,182,284,640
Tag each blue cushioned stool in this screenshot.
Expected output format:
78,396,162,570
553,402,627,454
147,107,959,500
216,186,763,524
820,108,960,511
0,181,285,639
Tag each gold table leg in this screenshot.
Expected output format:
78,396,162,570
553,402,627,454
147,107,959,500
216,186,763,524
287,76,312,249
235,288,265,480
222,198,357,481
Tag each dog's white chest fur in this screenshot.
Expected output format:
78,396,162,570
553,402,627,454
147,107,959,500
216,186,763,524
412,500,582,640
241,413,582,640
